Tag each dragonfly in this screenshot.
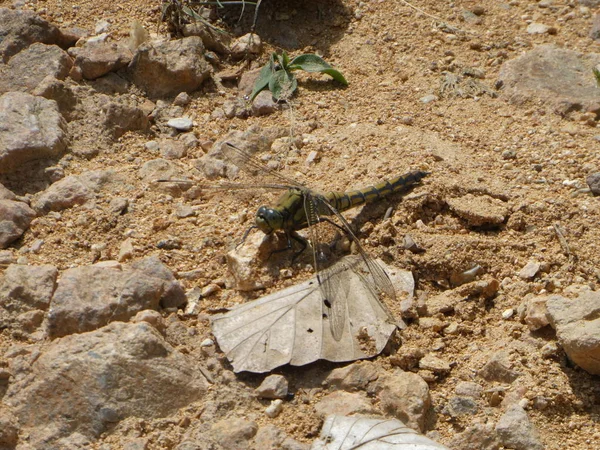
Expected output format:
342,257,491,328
207,142,427,341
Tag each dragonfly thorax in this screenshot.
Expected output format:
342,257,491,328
255,206,284,234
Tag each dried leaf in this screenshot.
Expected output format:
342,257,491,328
312,415,449,449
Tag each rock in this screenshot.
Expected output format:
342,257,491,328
159,139,187,160
0,183,16,200
375,370,431,432
0,7,77,62
522,296,550,331
526,23,551,34
69,43,132,80
230,33,262,59
4,322,208,446
448,423,501,450
455,381,483,398
179,132,199,150
0,407,19,449
226,232,270,291
0,200,36,248
518,261,540,280
256,374,289,399
587,172,600,195
118,238,134,262
325,361,381,391
546,291,600,374
314,391,379,418
131,309,166,334
478,351,520,383
590,15,600,41
100,95,150,138
265,399,284,418
182,22,231,55
498,44,600,116
495,404,544,450
130,256,187,309
31,175,93,213
252,90,279,116
420,94,438,103
0,92,67,173
0,264,57,313
46,265,165,338
167,117,193,131
31,75,78,121
209,417,258,449
129,36,211,98
443,396,479,418
446,194,508,227
419,354,451,374
0,43,73,93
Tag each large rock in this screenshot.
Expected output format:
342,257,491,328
130,256,187,309
0,200,36,249
0,43,72,94
0,8,76,62
4,322,208,446
374,370,431,432
546,290,600,375
495,404,544,450
0,92,67,173
69,43,132,80
46,265,165,338
498,44,600,116
129,36,211,98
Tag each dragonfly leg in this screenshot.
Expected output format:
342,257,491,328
236,225,258,248
289,231,308,262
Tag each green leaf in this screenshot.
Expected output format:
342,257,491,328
594,67,600,87
289,54,348,85
250,61,275,101
269,69,297,101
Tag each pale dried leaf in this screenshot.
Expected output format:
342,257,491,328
311,415,449,450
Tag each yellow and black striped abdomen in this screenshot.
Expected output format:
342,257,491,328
326,170,428,213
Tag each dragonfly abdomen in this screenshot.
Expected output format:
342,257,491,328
327,170,428,212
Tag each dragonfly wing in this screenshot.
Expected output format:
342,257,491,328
304,193,348,341
318,199,397,321
218,142,307,189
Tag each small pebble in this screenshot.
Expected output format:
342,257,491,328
167,117,193,131
518,261,540,280
420,94,438,104
502,309,514,320
265,399,283,418
118,238,134,262
173,92,191,106
256,374,288,399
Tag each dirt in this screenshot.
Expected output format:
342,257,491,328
4,0,600,448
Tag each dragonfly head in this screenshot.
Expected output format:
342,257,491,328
255,206,283,234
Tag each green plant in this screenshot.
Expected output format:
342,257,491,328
250,51,348,102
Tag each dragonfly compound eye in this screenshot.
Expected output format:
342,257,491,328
255,206,283,234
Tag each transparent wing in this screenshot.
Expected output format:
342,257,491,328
316,197,397,323
219,142,307,189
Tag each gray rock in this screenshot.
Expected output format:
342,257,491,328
0,264,57,314
4,321,208,446
129,36,211,98
446,194,508,227
256,374,288,399
0,183,16,201
587,172,600,195
455,381,483,398
518,261,540,280
375,369,431,432
590,14,600,41
443,395,478,417
448,423,501,450
546,290,600,374
0,92,67,173
0,7,77,63
419,354,451,374
314,391,379,418
46,265,164,338
495,404,544,450
173,91,191,106
0,43,72,94
69,43,132,80
167,117,193,131
130,256,187,309
0,200,36,248
478,351,520,383
252,90,278,116
253,425,286,449
498,44,600,116
526,23,551,34
325,361,380,391
100,95,149,138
